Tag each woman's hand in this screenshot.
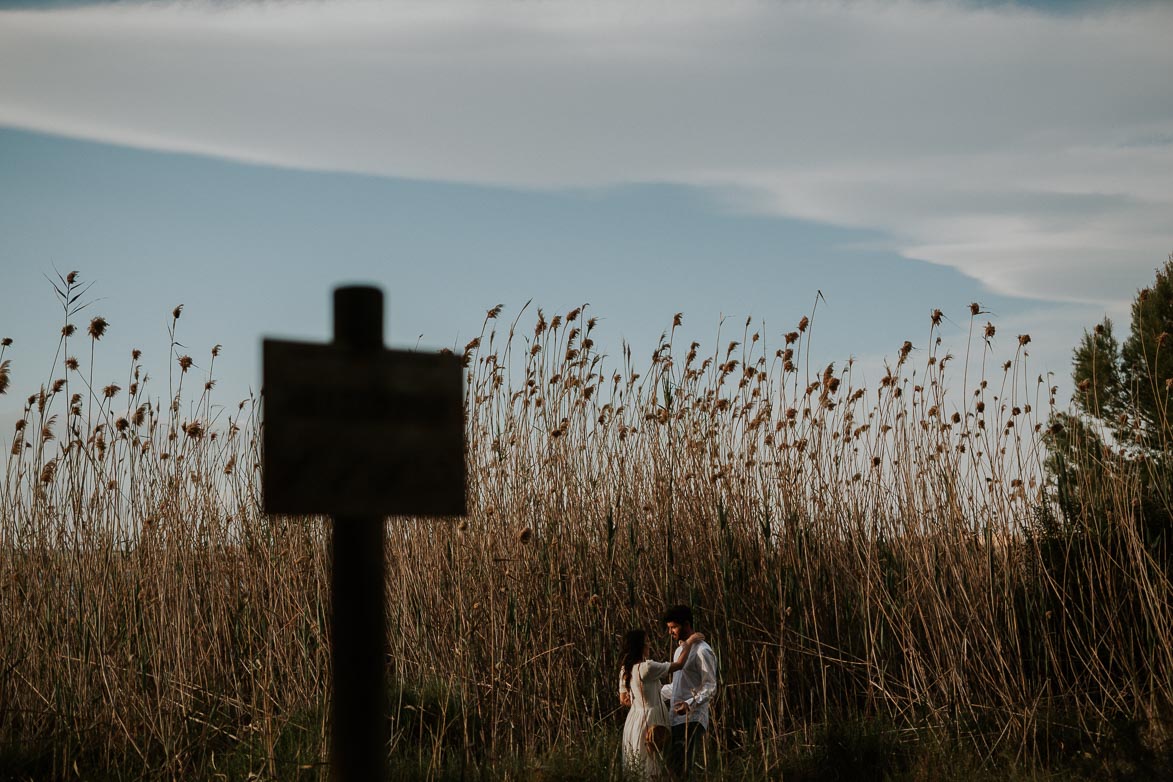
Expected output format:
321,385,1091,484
666,633,705,674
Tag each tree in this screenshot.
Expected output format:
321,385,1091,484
1051,253,1173,556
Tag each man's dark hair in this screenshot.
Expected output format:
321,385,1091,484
661,604,693,626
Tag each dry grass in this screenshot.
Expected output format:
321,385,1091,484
1,276,1170,780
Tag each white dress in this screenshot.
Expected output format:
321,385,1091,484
620,659,672,780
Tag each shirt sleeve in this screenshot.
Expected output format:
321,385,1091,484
660,644,682,702
685,645,718,708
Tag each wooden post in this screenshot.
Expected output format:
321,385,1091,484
330,286,388,781
262,284,465,780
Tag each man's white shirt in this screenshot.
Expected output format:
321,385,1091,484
660,640,717,729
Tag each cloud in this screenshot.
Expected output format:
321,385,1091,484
1,0,1170,306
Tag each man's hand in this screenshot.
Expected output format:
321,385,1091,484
673,701,691,716
619,692,632,707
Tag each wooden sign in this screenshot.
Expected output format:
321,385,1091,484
263,286,466,781
262,339,466,517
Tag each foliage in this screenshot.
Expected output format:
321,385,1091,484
1059,254,1173,552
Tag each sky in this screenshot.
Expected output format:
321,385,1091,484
1,0,1171,437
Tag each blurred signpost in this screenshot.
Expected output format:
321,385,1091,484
262,286,466,781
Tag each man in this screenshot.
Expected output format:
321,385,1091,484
659,604,717,779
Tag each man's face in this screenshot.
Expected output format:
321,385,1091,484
666,621,687,642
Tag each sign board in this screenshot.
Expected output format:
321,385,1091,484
262,339,466,517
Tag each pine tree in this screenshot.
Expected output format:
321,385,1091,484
1053,253,1173,556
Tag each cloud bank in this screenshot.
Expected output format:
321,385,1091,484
1,0,1170,307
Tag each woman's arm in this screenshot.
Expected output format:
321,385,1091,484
618,666,632,707
666,632,705,674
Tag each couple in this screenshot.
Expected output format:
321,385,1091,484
618,605,718,780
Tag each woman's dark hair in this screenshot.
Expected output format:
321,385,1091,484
621,629,647,692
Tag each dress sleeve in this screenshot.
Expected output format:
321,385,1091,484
644,659,671,679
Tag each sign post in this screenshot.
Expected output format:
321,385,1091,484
262,286,466,781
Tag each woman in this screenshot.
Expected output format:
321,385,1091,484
618,628,705,780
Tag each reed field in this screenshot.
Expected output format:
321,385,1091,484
2,273,1171,780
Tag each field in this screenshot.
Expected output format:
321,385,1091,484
2,277,1171,780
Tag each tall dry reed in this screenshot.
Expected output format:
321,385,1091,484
1,276,1169,779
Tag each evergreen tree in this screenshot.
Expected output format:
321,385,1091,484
1052,253,1173,556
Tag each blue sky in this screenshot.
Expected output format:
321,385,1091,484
2,0,1171,435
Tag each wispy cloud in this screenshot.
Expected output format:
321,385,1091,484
1,0,1170,306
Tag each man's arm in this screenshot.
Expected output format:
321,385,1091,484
660,643,683,703
683,645,718,709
